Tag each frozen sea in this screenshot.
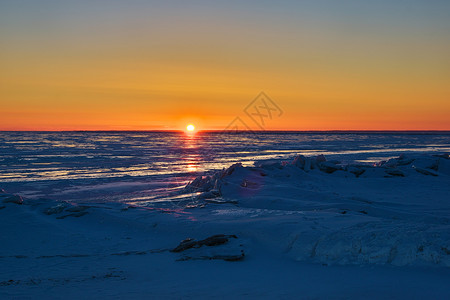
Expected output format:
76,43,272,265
1,131,450,205
1,131,450,298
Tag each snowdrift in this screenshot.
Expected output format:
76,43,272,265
1,153,449,271
183,153,450,266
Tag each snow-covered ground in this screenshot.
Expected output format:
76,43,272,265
1,153,450,298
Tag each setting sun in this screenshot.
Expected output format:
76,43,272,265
186,124,195,132
2,2,450,297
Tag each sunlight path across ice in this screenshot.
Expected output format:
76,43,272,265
1,131,449,206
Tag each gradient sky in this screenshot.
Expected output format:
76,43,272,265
1,0,449,130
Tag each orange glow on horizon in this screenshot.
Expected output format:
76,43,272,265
1,2,449,131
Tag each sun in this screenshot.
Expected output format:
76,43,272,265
186,124,195,132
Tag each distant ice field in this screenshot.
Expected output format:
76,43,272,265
1,131,449,204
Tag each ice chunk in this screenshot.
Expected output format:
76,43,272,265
318,161,342,174
1,194,23,205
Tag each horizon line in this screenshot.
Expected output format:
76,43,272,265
1,129,450,133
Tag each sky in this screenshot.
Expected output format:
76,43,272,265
1,0,449,131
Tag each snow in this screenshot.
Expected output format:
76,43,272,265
1,153,450,298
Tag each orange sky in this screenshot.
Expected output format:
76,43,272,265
1,1,449,131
